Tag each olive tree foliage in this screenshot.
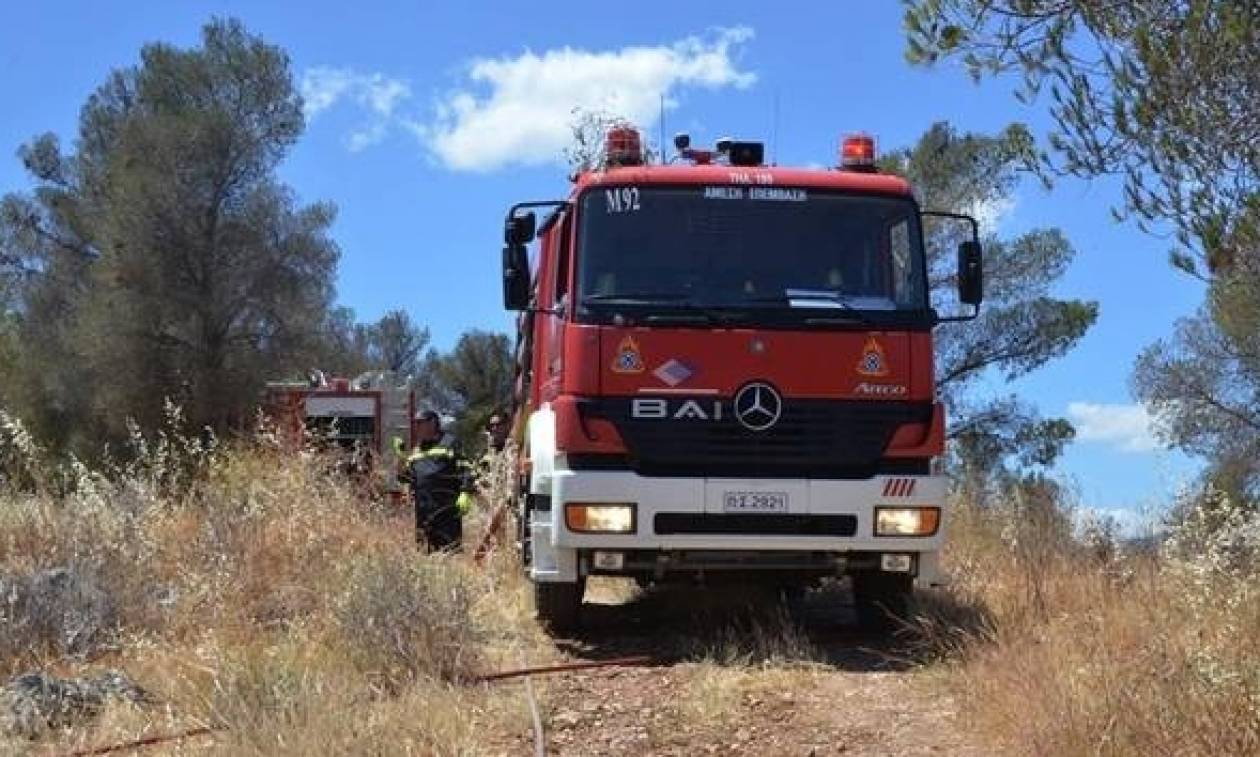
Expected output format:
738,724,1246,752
0,19,339,451
882,122,1098,493
310,307,431,381
368,310,431,377
1135,262,1260,502
904,0,1260,276
905,1,1260,504
416,330,513,450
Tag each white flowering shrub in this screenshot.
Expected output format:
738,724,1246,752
0,411,46,492
1164,486,1259,617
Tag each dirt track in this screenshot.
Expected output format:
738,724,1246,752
497,583,984,756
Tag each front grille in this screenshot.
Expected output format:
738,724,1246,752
654,513,858,536
580,397,930,478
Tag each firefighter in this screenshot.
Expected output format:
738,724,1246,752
396,410,472,551
471,411,510,496
484,411,509,453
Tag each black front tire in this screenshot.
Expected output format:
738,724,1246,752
535,581,583,635
852,571,914,632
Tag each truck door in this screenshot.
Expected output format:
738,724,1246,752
537,211,573,402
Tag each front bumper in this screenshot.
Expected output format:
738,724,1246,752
531,468,947,585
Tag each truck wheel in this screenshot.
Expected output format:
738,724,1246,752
852,571,914,632
535,581,583,635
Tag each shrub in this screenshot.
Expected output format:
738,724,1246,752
331,552,486,687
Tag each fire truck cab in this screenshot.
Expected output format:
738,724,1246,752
504,130,982,633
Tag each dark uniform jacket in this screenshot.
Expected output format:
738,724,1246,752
403,435,472,550
406,435,464,506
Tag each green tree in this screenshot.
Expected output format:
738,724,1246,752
306,308,430,381
884,122,1098,493
0,19,338,449
1134,263,1260,502
311,306,375,378
418,330,513,450
905,1,1260,505
904,0,1260,274
365,309,430,377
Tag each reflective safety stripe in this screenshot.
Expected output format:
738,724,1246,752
406,446,455,463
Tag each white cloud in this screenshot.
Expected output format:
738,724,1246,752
347,122,391,153
299,66,412,151
418,27,756,172
1067,402,1160,453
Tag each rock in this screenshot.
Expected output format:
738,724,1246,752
0,669,152,738
152,585,180,610
1,566,116,658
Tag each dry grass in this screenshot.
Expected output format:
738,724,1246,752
7,403,1258,755
930,490,1260,756
675,662,818,729
0,414,550,754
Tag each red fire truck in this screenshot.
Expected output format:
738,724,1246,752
503,129,982,633
264,372,417,502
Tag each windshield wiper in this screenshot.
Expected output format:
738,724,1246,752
582,292,692,305
581,293,758,326
735,291,872,323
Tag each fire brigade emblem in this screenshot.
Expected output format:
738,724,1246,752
612,336,645,374
857,337,890,377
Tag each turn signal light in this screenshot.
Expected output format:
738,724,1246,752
874,507,940,537
565,503,636,533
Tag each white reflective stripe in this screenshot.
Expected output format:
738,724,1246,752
527,404,557,496
305,396,376,416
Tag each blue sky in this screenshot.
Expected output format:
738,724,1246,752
1,1,1203,520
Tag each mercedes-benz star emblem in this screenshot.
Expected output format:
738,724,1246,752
733,382,783,432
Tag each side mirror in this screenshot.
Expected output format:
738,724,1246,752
505,212,536,245
502,244,530,310
957,240,983,307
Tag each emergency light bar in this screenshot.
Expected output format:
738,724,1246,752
605,126,644,167
840,133,877,172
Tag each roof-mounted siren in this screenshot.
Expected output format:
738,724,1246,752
674,133,764,166
674,132,712,164
605,126,645,167
840,133,878,172
715,136,765,167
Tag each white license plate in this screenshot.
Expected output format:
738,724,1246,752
723,491,788,513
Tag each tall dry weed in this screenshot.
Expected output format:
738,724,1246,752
0,416,546,753
935,488,1260,755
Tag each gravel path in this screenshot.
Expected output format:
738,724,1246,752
495,582,986,756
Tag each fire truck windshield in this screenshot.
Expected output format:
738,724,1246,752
575,187,928,326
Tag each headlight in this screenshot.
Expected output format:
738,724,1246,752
874,507,940,537
565,503,636,534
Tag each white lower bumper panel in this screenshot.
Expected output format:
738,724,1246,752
547,469,947,554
